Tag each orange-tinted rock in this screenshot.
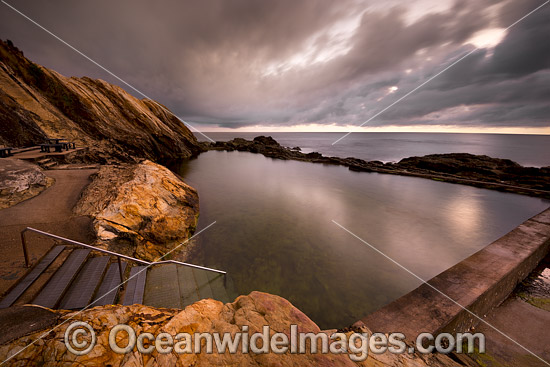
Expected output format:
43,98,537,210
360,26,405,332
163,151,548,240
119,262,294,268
74,160,199,261
0,292,464,367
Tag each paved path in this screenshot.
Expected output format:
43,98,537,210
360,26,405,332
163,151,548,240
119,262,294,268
472,297,550,366
0,168,97,294
10,147,85,160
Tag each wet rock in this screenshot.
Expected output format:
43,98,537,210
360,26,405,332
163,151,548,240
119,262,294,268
253,135,280,146
74,160,199,261
0,159,54,209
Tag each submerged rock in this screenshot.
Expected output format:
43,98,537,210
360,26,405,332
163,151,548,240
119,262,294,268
74,160,199,261
0,292,464,366
0,159,54,209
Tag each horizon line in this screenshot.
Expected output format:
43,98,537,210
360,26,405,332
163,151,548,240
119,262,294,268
193,127,550,135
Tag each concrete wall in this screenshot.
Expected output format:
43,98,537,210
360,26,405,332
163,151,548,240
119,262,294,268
358,207,550,339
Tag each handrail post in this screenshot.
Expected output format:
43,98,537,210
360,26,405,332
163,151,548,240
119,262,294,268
117,257,124,284
19,227,227,277
20,229,30,268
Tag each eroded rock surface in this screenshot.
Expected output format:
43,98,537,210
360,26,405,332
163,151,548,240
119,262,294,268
0,292,465,367
0,159,53,209
74,160,199,261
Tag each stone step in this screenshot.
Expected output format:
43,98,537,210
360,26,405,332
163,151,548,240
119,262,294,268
0,246,66,308
192,268,214,300
177,266,199,307
140,264,232,309
93,261,127,306
42,161,57,169
144,264,182,308
58,256,110,310
206,272,230,304
224,274,238,302
122,266,147,305
33,249,91,309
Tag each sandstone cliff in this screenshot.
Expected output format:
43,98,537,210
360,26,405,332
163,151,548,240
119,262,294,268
0,292,465,367
74,160,199,261
0,40,201,163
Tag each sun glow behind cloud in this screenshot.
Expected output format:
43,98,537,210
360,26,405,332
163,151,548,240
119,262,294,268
465,28,507,49
2,1,547,133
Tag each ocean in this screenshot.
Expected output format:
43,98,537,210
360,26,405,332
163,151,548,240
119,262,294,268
195,132,550,167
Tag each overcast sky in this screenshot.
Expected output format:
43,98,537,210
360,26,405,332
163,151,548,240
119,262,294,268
1,0,548,133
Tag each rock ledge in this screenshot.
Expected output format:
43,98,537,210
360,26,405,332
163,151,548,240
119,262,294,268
74,160,199,261
0,159,54,209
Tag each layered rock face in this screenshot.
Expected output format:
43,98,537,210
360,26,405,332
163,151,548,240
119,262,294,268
74,160,199,261
0,159,53,209
0,292,463,367
0,40,201,163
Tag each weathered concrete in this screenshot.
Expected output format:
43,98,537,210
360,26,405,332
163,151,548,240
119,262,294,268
12,147,87,161
0,305,58,345
359,207,550,339
471,297,550,366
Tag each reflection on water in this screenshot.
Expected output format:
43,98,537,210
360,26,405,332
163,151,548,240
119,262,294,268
174,151,549,329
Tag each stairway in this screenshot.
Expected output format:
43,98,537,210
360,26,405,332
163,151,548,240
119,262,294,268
36,157,56,170
0,246,127,309
0,245,234,310
142,264,234,309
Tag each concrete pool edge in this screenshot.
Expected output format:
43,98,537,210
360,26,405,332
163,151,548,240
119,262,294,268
357,206,550,339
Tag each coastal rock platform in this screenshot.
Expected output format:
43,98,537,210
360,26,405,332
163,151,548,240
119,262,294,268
204,136,550,198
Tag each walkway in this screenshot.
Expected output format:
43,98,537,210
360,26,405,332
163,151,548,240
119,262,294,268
0,168,97,295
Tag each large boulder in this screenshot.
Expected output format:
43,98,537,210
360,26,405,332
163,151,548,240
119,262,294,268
0,159,53,209
0,292,463,366
74,160,199,261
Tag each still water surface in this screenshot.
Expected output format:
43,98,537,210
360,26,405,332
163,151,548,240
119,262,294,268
175,151,549,329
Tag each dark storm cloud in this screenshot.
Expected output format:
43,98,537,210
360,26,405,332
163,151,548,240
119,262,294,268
0,0,548,129
368,0,550,127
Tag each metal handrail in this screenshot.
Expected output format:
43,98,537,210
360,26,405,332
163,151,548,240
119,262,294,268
152,260,226,275
21,227,226,276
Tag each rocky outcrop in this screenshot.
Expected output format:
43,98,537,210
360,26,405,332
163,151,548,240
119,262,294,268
394,153,550,189
74,160,199,261
0,292,465,367
206,136,550,198
0,159,53,209
0,40,202,163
